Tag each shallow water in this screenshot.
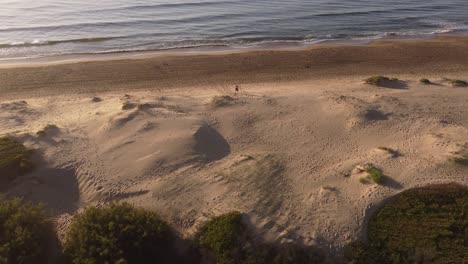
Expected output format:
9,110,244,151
1,0,468,59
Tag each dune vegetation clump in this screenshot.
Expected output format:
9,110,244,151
344,184,468,264
63,203,177,264
365,76,399,86
448,147,468,166
121,102,137,110
0,137,33,185
355,164,384,184
377,146,399,157
365,167,384,184
198,211,247,264
36,124,59,137
448,79,468,87
197,211,325,264
419,78,431,84
0,199,54,264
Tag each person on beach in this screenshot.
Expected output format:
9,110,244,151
235,85,240,95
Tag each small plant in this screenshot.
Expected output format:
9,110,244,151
91,96,102,102
0,199,54,264
365,167,384,184
419,78,431,84
0,137,33,184
357,165,384,184
377,146,399,157
448,148,468,166
63,203,176,264
121,102,136,110
36,124,59,137
365,76,400,86
447,79,468,87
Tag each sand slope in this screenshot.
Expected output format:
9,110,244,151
1,75,468,257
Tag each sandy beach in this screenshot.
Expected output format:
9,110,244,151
1,35,468,258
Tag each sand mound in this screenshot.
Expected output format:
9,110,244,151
211,95,238,107
193,124,230,162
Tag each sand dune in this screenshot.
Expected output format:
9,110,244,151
1,37,468,259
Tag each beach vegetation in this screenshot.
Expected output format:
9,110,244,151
365,167,384,184
197,211,247,264
36,124,59,137
345,183,468,264
0,137,33,185
91,96,102,102
377,146,399,157
197,211,324,264
419,78,431,84
448,79,468,87
0,198,54,264
365,76,390,86
448,148,468,166
121,102,136,110
63,203,177,264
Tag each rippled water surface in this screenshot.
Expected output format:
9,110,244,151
1,0,468,59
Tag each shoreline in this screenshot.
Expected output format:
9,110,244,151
0,33,451,67
1,35,468,99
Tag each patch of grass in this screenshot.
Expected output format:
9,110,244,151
447,79,468,87
365,167,384,184
0,198,54,264
36,124,59,137
345,183,468,264
365,76,399,86
377,146,399,157
121,102,136,110
420,78,431,84
197,211,324,264
63,203,177,264
448,147,468,166
0,137,33,185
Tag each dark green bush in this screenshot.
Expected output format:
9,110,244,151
0,137,33,185
0,199,53,264
271,243,324,264
365,167,384,184
345,184,468,264
198,211,247,264
63,203,177,264
197,212,325,264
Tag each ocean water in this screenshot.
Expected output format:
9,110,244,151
1,0,468,60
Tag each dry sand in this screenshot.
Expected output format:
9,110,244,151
1,35,468,258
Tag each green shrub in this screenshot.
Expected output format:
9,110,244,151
0,137,33,185
63,203,176,264
198,211,247,264
365,167,384,184
419,78,431,84
345,184,468,264
0,199,53,264
271,243,324,264
197,212,325,264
